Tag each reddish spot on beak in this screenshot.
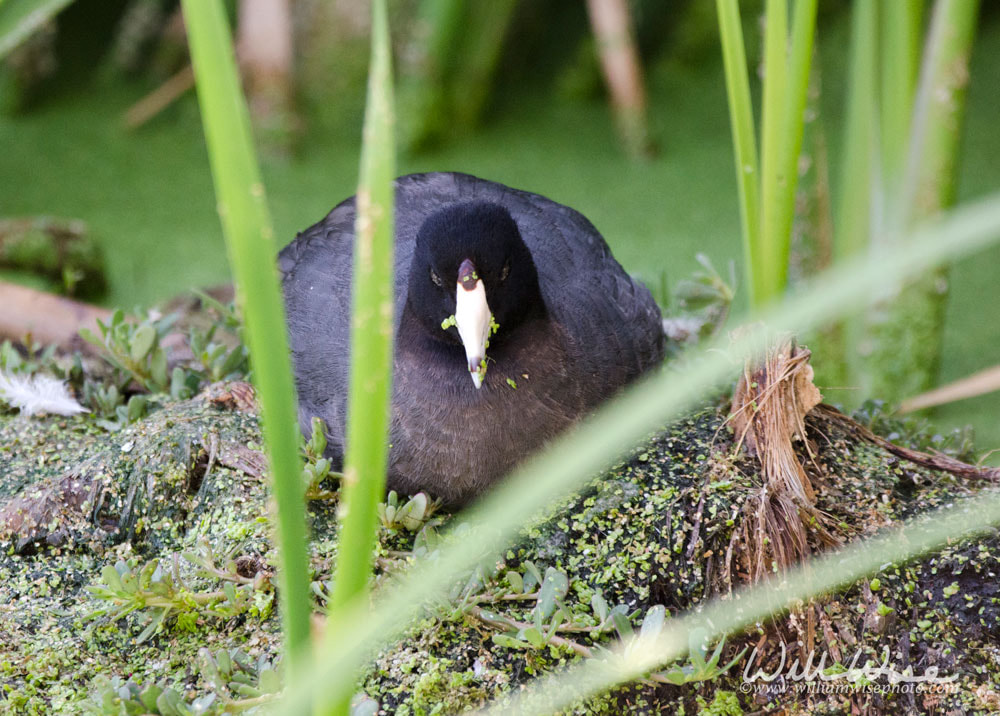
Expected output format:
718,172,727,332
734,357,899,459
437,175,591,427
458,258,479,291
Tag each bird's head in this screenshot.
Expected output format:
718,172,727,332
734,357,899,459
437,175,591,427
406,201,541,388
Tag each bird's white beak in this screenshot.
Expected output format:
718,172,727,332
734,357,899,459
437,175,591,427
454,259,491,389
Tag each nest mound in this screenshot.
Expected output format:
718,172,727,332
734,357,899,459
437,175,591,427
1,389,998,715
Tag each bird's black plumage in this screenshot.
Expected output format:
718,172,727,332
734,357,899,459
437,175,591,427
279,172,664,504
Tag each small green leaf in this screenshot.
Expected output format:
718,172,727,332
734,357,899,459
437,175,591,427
536,567,569,621
79,327,101,348
522,561,543,589
396,493,429,531
611,611,633,640
155,687,184,716
659,668,690,685
139,683,164,711
521,627,545,648
223,581,239,604
591,593,609,623
190,693,217,714
492,633,530,649
127,395,147,423
259,668,281,694
150,348,168,388
130,324,157,362
232,682,263,698
638,604,666,642
136,610,165,644
101,564,124,592
216,649,232,675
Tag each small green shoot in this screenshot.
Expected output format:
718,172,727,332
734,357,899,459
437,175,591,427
377,491,437,531
302,416,342,500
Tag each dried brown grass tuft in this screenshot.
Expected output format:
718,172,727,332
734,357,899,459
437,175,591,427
726,336,840,581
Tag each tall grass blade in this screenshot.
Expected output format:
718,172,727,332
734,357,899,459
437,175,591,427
0,0,74,59
321,0,396,711
276,192,1000,714
180,0,312,675
715,0,762,306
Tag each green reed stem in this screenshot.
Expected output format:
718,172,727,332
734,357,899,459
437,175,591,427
181,0,312,676
715,0,762,307
321,0,396,712
772,0,818,285
879,0,923,190
758,0,788,303
902,0,981,222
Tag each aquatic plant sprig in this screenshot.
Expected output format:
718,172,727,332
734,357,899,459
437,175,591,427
378,490,438,531
301,417,343,500
89,648,283,716
86,547,273,644
79,309,176,393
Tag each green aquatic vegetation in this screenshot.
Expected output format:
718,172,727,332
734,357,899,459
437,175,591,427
81,383,149,431
301,416,342,500
0,338,61,377
89,648,282,716
87,541,274,644
2,394,999,713
378,491,437,532
80,309,175,393
75,298,250,431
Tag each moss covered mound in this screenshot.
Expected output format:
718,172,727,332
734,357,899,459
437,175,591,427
1,392,998,715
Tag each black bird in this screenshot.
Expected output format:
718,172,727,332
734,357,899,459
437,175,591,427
279,172,664,505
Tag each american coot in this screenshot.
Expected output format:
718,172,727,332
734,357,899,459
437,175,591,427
280,172,664,505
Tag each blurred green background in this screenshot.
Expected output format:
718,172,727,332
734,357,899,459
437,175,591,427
1,0,997,454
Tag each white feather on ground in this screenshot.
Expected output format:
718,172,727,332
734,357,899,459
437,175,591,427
0,370,87,416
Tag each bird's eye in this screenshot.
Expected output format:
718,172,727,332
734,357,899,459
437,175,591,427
430,269,443,287
500,261,510,282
